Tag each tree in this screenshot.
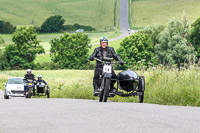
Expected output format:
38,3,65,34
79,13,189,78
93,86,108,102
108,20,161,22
1,25,45,69
190,18,200,56
155,20,195,67
40,15,65,33
0,48,9,70
117,33,153,69
0,36,5,47
140,24,165,47
50,33,91,69
0,20,15,34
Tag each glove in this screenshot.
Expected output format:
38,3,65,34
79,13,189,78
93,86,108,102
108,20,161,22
119,61,124,66
89,57,94,61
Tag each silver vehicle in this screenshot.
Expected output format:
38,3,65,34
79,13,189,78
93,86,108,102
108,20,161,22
3,77,24,99
75,29,84,33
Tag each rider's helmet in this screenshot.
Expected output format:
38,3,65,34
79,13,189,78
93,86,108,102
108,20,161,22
100,36,108,45
27,69,32,74
37,75,42,81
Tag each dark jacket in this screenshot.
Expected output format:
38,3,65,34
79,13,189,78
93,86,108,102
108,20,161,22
24,73,35,81
36,80,47,85
89,46,122,66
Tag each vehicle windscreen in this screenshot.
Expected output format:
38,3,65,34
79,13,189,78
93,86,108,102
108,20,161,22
7,78,23,84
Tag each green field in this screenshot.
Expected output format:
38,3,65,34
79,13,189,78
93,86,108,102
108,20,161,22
35,34,125,63
131,0,200,27
0,0,116,30
1,31,121,52
1,68,200,106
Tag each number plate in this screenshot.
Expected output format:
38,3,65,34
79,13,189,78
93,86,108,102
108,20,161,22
103,65,112,73
28,83,32,86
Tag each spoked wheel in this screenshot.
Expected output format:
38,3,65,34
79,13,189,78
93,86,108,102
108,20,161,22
139,91,144,103
139,77,145,103
99,93,103,102
103,78,110,102
26,88,32,98
46,91,50,98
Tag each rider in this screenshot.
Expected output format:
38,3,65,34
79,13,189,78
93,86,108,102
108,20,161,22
23,69,36,96
89,36,124,96
35,74,48,88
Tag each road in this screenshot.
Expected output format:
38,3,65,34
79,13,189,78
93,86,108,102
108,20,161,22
92,0,136,45
2,0,200,133
0,90,200,133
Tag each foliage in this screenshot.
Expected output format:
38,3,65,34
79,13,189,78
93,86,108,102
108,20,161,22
64,23,96,31
0,20,15,34
140,24,165,46
50,33,91,69
117,33,153,69
0,48,9,70
190,18,200,56
155,20,195,66
0,36,5,47
1,26,45,70
40,15,65,33
1,68,200,106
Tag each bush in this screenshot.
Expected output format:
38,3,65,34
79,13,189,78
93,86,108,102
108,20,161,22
155,20,195,67
117,33,153,69
190,18,200,56
0,36,5,47
64,23,96,31
0,20,15,34
140,24,165,47
50,33,91,69
0,26,45,70
40,15,65,33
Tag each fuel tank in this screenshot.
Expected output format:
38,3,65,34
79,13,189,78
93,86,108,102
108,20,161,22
118,70,139,92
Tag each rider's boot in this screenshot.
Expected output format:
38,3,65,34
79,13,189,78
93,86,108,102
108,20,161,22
110,84,117,95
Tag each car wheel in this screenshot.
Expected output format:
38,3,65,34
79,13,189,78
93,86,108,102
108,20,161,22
4,95,9,99
4,89,9,99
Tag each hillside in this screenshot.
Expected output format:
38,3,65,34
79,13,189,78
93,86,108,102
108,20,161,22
130,0,200,27
0,0,116,29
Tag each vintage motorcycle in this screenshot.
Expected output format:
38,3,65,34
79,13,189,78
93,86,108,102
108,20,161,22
24,79,34,98
93,57,145,103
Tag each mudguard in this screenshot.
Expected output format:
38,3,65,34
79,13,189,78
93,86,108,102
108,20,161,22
104,73,112,79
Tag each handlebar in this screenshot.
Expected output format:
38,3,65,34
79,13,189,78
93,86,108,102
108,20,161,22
93,57,125,64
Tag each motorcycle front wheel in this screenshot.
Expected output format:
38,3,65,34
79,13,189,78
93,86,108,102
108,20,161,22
103,78,110,102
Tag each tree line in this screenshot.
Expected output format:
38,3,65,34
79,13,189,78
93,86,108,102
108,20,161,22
0,15,95,34
1,16,200,70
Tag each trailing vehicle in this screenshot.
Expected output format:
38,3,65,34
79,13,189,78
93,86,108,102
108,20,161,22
24,79,34,98
3,77,24,99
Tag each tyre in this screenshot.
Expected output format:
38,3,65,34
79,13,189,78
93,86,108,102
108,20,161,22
99,93,103,102
4,95,9,99
47,92,50,98
27,88,32,98
138,78,145,92
139,91,144,103
4,89,9,99
138,78,145,103
103,78,110,102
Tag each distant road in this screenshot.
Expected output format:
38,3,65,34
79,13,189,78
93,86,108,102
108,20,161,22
92,0,137,45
